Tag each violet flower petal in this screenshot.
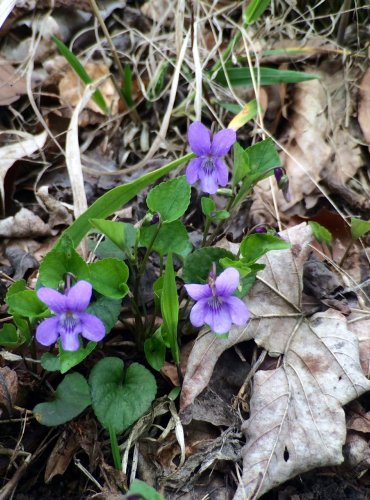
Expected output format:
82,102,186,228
185,283,211,301
186,157,202,184
79,313,105,341
205,304,232,334
60,331,81,351
189,298,209,327
199,167,218,194
35,316,60,346
66,280,92,312
215,268,240,296
210,128,236,156
188,122,211,156
214,158,228,187
37,288,66,314
224,296,250,325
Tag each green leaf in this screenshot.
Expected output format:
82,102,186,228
87,296,121,333
6,279,26,297
89,219,137,258
213,210,230,220
39,236,90,288
41,353,61,372
240,233,290,264
59,341,97,374
33,373,91,426
201,197,216,217
245,0,271,24
234,138,281,205
12,315,31,343
128,479,164,500
216,66,319,87
60,153,194,248
351,217,370,240
182,247,235,283
89,357,157,434
219,257,252,278
140,220,190,256
144,329,166,371
6,290,48,318
161,254,180,365
153,276,164,309
0,324,21,348
233,142,250,185
122,63,133,107
88,237,126,260
52,36,108,114
146,176,191,222
89,258,129,299
308,221,332,246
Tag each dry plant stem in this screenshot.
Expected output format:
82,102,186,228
339,239,354,267
236,349,267,406
337,0,352,46
88,0,140,123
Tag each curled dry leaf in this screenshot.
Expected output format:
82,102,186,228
0,130,47,211
0,207,52,238
0,366,18,415
180,223,370,499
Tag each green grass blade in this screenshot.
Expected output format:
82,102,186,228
122,64,133,107
245,0,271,24
161,253,180,366
215,66,320,87
52,36,109,114
60,153,194,248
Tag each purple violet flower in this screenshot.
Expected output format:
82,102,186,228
186,122,236,194
36,280,105,351
185,267,249,335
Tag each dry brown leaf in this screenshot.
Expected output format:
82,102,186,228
0,57,27,105
344,433,370,473
58,62,119,116
0,366,18,415
180,223,370,499
0,207,52,238
44,429,80,483
250,64,364,221
0,130,47,212
358,67,370,145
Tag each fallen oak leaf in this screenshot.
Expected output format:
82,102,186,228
180,223,370,499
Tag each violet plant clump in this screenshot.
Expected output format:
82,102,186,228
186,121,236,194
185,267,249,334
36,280,105,351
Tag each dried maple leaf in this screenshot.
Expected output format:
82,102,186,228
180,223,370,499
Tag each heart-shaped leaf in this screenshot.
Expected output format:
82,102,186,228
33,373,91,426
89,357,157,434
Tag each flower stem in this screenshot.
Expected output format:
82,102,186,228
204,195,235,246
